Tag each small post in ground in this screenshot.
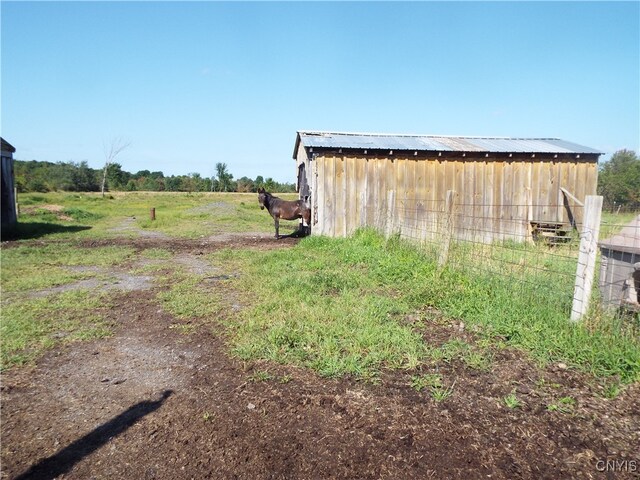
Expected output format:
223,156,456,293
150,208,156,221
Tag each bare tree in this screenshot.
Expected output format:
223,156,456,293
101,137,131,197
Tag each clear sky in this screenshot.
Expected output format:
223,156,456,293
2,1,639,183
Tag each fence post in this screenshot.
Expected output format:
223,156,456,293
438,190,456,268
570,195,603,322
386,190,396,237
525,187,534,245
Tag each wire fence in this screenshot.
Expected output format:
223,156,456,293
374,192,639,320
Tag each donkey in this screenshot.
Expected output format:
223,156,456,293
257,187,311,239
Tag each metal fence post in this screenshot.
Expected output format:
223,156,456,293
570,195,603,322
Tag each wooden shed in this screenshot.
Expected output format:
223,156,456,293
1,138,17,231
599,215,640,311
293,131,602,242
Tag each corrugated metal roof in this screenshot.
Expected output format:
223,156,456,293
295,131,603,156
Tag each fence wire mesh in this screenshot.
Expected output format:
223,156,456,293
370,195,639,319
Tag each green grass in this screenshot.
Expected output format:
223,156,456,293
157,275,223,319
503,392,522,409
3,193,639,385
1,290,113,369
546,396,576,413
225,231,429,378
410,373,443,392
223,228,640,382
0,242,137,369
1,243,135,293
10,191,300,240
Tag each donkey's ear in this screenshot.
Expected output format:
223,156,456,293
258,187,264,193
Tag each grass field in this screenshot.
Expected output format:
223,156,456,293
11,191,301,240
2,192,639,384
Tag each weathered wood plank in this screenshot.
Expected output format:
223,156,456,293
571,195,603,321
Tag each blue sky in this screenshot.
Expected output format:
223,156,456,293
2,1,639,183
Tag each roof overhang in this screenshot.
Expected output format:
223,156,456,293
293,131,604,159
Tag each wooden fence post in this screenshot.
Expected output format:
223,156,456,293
525,187,534,245
438,190,456,268
386,190,396,237
570,195,603,322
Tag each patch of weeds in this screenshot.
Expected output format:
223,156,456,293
440,339,471,363
503,392,522,409
202,412,215,422
279,374,292,384
140,248,173,260
410,373,454,402
547,396,576,413
62,207,104,221
430,382,455,402
602,382,624,399
158,276,221,320
462,350,493,371
410,373,443,392
169,322,197,335
535,377,547,389
1,290,113,369
248,370,273,382
425,346,446,364
359,370,382,385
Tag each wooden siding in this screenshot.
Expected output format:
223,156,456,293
305,152,598,243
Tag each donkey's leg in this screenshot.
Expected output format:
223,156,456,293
274,217,280,239
303,209,311,235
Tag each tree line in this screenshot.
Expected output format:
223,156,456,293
13,160,296,194
597,149,640,210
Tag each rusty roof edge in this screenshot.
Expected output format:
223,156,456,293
295,131,604,155
298,130,564,140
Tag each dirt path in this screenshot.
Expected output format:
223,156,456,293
2,235,639,479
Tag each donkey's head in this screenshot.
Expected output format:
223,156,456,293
257,187,267,210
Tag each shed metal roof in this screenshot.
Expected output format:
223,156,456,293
294,131,603,157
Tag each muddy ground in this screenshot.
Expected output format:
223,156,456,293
1,231,639,480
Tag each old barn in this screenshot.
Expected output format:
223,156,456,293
293,131,602,243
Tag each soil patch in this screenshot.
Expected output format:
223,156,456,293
108,217,170,239
29,271,154,298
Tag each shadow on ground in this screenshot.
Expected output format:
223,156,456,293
1,222,92,241
14,390,173,480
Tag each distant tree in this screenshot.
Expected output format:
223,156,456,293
106,163,130,190
140,177,159,191
215,162,234,192
598,149,640,209
165,176,181,192
254,175,264,190
236,176,255,193
101,137,131,197
263,177,276,191
70,161,99,192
